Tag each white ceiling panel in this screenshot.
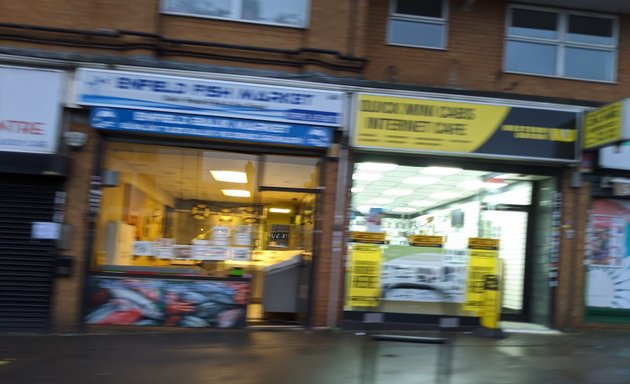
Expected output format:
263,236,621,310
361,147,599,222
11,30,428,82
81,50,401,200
350,162,547,215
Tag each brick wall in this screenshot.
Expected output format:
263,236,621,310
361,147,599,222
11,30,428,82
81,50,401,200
362,0,630,103
52,112,97,332
310,158,339,327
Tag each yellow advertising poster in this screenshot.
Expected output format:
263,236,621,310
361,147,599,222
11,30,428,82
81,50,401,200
347,244,382,307
583,101,623,149
463,239,499,313
352,93,578,161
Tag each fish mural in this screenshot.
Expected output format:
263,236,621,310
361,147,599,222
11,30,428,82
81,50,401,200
85,277,249,328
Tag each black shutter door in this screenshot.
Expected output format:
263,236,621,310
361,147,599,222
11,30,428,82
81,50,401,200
0,174,62,332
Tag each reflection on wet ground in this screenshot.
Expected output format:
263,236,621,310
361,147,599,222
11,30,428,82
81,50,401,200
1,328,630,384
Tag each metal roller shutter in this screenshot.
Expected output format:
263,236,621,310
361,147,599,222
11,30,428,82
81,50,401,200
0,175,62,332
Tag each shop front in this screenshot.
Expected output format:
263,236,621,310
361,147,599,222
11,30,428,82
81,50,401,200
582,100,630,326
72,68,344,329
0,65,68,332
342,92,581,329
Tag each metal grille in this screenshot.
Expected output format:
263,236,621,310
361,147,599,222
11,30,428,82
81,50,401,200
0,175,61,332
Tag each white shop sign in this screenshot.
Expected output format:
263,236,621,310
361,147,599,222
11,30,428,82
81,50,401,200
0,66,65,154
73,68,344,127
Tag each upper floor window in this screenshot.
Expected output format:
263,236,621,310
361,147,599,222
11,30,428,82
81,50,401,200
161,0,309,28
505,6,617,82
387,0,448,49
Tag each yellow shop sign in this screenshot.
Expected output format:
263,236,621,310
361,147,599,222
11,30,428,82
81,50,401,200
352,94,578,162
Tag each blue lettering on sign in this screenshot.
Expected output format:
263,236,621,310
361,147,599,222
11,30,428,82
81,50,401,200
116,77,186,94
192,84,233,98
239,89,314,105
89,108,332,148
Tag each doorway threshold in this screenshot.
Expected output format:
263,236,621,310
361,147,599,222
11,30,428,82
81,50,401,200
500,321,562,334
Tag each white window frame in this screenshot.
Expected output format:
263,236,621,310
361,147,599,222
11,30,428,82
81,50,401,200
160,0,310,29
504,4,618,83
387,0,449,50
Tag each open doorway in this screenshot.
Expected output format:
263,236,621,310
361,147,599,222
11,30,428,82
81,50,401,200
346,160,554,324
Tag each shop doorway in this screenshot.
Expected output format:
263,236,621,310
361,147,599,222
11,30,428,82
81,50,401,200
480,207,530,320
247,189,317,326
346,160,555,326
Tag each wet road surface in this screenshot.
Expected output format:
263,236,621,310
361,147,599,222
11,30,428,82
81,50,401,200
1,328,630,384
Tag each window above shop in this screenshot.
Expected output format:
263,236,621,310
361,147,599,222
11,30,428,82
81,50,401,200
387,0,448,49
161,0,310,28
504,5,618,82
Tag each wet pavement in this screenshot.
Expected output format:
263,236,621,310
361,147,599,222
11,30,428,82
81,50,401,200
1,327,630,384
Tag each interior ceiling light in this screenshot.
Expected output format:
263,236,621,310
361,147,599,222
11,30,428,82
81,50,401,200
353,173,383,181
421,166,462,175
383,188,414,196
221,189,251,197
351,186,365,193
356,162,398,171
210,170,247,183
368,197,394,205
430,191,460,199
402,176,438,185
409,200,434,207
269,208,291,213
392,207,417,213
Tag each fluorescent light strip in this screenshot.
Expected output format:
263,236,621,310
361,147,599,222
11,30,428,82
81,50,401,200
421,166,462,175
269,208,291,213
210,170,247,183
402,176,438,185
221,189,251,197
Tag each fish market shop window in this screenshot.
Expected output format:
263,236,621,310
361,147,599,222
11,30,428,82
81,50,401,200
504,5,618,82
387,0,448,49
161,0,310,28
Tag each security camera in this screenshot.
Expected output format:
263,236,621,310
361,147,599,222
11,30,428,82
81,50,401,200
63,131,88,150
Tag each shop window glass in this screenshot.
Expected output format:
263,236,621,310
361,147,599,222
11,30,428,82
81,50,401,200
568,15,614,45
93,142,319,272
346,162,542,318
505,41,557,76
387,0,448,49
508,8,557,39
564,47,614,81
161,0,309,28
261,155,320,189
505,6,617,82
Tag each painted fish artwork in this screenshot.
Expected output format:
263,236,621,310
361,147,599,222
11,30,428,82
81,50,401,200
85,277,249,328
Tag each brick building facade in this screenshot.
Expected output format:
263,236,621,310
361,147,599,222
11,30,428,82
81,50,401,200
0,0,628,332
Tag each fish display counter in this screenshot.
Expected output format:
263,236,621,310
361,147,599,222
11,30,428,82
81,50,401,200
84,271,250,328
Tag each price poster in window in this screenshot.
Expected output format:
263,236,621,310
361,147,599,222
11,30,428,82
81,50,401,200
347,244,383,307
463,238,499,314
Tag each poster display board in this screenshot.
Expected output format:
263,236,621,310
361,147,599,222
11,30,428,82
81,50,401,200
85,276,249,328
347,244,383,307
381,239,468,303
463,238,499,314
583,99,630,150
585,199,630,309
